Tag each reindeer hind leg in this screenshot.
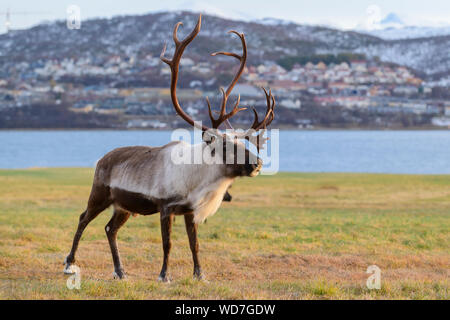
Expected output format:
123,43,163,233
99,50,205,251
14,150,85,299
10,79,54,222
105,207,131,279
64,184,112,274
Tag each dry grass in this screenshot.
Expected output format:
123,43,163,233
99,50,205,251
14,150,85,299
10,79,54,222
0,168,449,299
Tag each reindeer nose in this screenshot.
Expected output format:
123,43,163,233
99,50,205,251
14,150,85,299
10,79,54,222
248,158,263,177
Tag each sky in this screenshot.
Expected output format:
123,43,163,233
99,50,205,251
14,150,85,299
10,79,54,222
1,0,450,34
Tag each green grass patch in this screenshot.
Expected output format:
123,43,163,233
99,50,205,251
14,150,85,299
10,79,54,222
0,169,448,299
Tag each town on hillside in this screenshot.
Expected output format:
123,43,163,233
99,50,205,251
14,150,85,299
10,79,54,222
1,52,449,129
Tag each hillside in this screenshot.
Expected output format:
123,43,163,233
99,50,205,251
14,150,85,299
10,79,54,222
0,11,449,79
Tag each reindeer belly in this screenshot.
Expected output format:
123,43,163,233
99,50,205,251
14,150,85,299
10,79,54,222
108,158,233,221
111,188,159,215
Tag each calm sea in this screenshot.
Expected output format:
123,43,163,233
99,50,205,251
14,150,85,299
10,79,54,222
0,130,449,174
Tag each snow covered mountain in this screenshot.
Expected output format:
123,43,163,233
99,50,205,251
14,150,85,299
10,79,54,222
165,0,254,21
358,12,450,40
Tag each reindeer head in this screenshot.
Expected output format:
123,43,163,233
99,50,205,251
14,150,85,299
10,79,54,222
161,15,276,178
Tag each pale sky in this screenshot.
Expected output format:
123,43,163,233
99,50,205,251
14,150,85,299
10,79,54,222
1,0,450,34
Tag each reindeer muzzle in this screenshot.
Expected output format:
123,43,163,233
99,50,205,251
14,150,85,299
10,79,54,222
248,158,263,177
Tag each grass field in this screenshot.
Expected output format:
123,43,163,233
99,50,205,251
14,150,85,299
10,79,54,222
0,168,448,299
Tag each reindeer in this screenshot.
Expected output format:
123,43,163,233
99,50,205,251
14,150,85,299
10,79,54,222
63,14,275,282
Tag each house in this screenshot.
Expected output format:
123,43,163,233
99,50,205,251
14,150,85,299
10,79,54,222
445,106,450,116
160,65,171,76
351,60,367,72
295,119,313,129
97,97,126,110
280,99,301,109
431,117,450,127
335,96,370,108
316,62,327,70
256,64,267,74
314,96,337,106
328,82,351,94
231,84,261,97
191,62,212,75
393,86,418,95
127,119,167,129
181,58,195,67
426,105,441,114
70,101,94,113
406,77,423,86
305,62,315,70
271,80,307,92
336,62,350,71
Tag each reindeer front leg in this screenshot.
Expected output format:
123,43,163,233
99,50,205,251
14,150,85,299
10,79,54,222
184,213,203,280
158,209,174,282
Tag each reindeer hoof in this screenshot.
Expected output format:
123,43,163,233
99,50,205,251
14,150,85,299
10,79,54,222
113,270,127,280
194,274,207,282
157,275,171,283
63,263,79,275
193,267,205,281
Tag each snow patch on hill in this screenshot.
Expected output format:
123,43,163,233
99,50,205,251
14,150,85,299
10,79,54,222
362,26,450,40
356,11,450,40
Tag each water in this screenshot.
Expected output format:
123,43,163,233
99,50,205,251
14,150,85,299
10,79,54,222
0,130,448,174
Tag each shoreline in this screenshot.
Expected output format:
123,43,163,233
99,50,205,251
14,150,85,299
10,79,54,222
1,168,449,176
0,126,448,132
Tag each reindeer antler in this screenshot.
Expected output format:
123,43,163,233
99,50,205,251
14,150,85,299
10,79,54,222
160,15,210,131
161,14,276,150
250,87,276,130
206,31,248,129
228,87,276,152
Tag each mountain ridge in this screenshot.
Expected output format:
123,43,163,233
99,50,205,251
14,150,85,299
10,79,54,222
1,11,449,79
